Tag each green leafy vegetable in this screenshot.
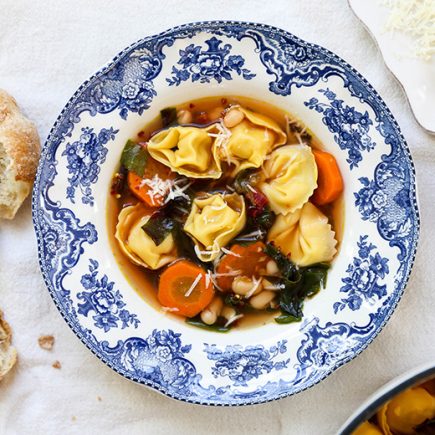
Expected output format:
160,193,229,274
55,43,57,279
141,211,175,246
264,243,299,280
274,313,301,324
121,140,148,177
172,222,213,270
160,107,177,127
264,243,329,322
233,168,260,194
253,206,275,230
186,317,230,333
301,264,329,298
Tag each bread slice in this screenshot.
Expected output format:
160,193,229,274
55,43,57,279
0,89,40,219
0,310,17,381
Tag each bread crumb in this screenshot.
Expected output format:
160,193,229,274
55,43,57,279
52,360,61,369
38,335,54,350
97,396,102,402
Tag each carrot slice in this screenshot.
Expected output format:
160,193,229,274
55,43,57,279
311,149,344,205
215,242,270,291
158,260,214,317
128,156,174,207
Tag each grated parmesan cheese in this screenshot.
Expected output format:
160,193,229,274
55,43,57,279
194,245,220,258
244,276,262,299
383,0,435,60
235,229,265,241
184,273,203,297
246,184,257,194
208,122,233,165
212,270,242,277
140,175,172,205
139,176,192,205
161,306,180,313
224,313,244,328
221,247,241,257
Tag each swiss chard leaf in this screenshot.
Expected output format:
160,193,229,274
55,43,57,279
301,265,329,298
252,205,275,231
233,168,260,194
264,243,299,280
121,140,148,177
274,313,302,324
141,211,175,246
172,222,212,270
264,243,329,321
160,107,177,127
186,317,230,333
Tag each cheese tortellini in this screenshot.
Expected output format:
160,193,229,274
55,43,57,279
147,124,222,179
115,204,177,269
352,422,383,435
377,387,435,435
267,202,337,267
184,193,246,262
260,144,318,215
223,106,287,174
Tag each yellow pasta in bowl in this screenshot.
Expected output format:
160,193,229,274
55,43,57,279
259,144,318,215
267,202,337,267
147,124,222,179
341,365,435,435
183,193,246,262
222,106,286,174
108,95,344,331
115,203,177,269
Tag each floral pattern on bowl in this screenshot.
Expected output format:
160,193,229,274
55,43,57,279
32,21,419,406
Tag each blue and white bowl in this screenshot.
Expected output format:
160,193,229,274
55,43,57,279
32,21,419,406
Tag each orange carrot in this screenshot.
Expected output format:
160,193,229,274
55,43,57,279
158,260,214,317
215,242,270,291
128,157,174,207
312,149,344,205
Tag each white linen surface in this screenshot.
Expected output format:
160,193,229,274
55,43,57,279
0,0,434,434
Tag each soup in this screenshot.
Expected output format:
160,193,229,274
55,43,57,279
352,377,435,435
107,96,344,332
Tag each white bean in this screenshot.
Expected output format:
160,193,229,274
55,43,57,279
177,109,192,124
200,297,223,325
250,290,276,310
232,276,262,296
221,306,237,321
223,109,244,128
209,106,225,120
266,259,279,275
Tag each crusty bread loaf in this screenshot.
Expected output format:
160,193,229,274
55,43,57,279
0,310,17,381
0,89,40,219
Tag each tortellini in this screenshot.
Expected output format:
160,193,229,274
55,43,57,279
260,144,318,215
184,193,246,262
115,203,177,269
352,421,383,435
223,106,287,174
377,387,435,435
267,202,337,267
147,124,222,179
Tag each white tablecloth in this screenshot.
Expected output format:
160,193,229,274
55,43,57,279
1,1,434,434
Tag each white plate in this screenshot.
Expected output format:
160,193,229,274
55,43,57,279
32,21,420,405
349,0,435,133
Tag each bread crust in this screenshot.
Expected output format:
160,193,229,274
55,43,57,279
0,89,40,219
0,310,17,381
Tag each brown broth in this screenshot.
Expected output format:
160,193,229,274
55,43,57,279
107,95,345,330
